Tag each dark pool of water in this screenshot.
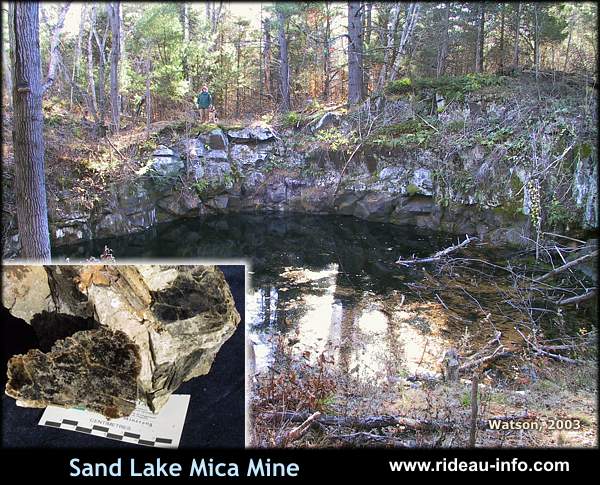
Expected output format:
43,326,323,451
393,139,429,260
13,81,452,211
55,212,457,379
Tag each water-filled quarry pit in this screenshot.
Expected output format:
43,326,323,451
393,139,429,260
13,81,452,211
55,212,598,448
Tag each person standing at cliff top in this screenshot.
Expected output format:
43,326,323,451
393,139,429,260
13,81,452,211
197,85,213,123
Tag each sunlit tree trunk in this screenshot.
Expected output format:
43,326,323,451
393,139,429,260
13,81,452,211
69,5,86,109
377,3,399,90
363,1,372,93
3,4,14,110
41,2,71,94
13,1,51,261
389,3,420,82
323,2,331,101
92,5,109,135
262,18,272,99
108,2,121,134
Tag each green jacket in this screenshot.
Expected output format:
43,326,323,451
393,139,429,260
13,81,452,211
197,91,212,109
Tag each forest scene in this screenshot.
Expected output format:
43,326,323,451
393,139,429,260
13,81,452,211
1,1,598,449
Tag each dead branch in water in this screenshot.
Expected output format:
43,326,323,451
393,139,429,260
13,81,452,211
533,250,598,283
396,235,479,265
460,347,512,372
557,288,597,306
515,327,585,365
275,411,321,447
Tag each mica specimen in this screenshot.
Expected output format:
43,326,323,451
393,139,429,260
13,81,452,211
3,265,241,417
6,328,140,418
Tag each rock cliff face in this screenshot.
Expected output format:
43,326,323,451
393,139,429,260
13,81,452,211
3,265,240,417
2,114,597,258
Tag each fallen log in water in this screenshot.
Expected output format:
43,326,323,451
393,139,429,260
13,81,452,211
260,411,456,431
259,411,536,433
533,250,598,283
557,288,597,306
396,235,478,265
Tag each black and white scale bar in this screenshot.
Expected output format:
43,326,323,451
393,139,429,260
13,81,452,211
43,420,173,447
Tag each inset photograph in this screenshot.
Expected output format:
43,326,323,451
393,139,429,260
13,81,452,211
2,264,245,448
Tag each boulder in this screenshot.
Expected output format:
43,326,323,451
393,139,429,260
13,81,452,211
3,265,241,416
227,126,275,143
313,112,341,132
208,129,228,150
2,266,54,322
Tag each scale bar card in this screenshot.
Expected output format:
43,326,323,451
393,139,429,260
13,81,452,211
38,394,190,448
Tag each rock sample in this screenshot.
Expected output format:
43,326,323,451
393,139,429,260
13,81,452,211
3,265,241,417
6,328,141,418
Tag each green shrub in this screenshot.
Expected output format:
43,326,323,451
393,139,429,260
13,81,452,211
387,74,506,101
384,77,412,95
283,111,301,128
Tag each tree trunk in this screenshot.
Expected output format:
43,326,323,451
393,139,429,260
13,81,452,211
499,4,505,69
69,5,86,109
563,8,575,72
277,10,290,112
513,2,521,68
42,2,71,94
119,5,126,115
263,18,272,99
475,3,485,73
363,1,372,92
347,1,363,106
534,3,540,79
92,5,109,134
389,3,421,82
3,4,14,110
436,2,450,77
323,2,331,101
377,3,400,90
12,2,51,261
86,7,99,126
145,57,151,137
364,1,372,45
108,2,120,134
183,2,189,43
235,34,241,116
181,2,189,84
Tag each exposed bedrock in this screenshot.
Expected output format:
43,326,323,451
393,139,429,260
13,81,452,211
2,121,597,258
2,265,241,416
